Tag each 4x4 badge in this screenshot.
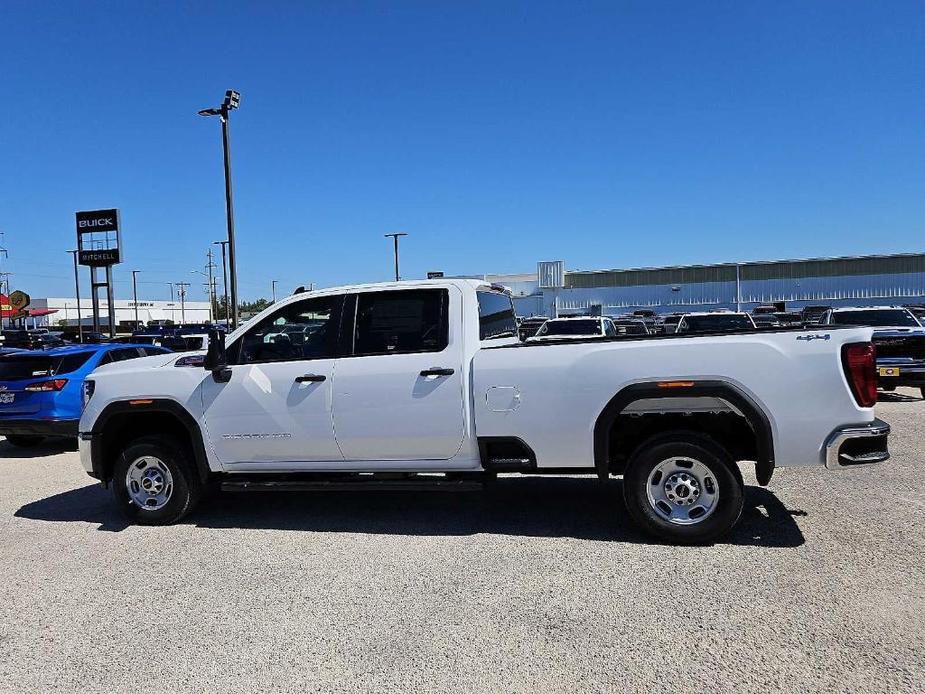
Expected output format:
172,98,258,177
796,334,830,342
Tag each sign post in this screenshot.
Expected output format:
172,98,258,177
76,209,122,338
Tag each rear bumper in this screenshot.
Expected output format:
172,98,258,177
876,361,925,387
824,418,890,470
0,418,78,439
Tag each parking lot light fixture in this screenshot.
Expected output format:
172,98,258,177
384,233,408,282
198,89,241,329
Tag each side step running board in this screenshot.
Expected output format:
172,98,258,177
221,473,485,493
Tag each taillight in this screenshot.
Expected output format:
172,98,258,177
82,380,95,408
842,342,877,408
24,378,68,392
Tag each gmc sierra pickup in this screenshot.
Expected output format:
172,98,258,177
78,279,889,543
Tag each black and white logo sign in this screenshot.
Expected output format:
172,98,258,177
75,209,119,234
78,248,121,266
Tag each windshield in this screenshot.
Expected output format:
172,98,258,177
0,353,94,380
613,321,649,335
679,314,754,332
830,309,920,327
538,319,601,336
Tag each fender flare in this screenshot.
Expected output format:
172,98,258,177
89,398,212,483
592,380,775,485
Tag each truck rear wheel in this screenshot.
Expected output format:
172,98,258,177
113,435,202,525
622,433,744,544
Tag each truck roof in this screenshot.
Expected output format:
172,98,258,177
287,278,495,297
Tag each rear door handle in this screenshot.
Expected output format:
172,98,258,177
295,374,327,383
420,367,455,377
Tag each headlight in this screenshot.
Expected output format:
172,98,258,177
82,380,95,409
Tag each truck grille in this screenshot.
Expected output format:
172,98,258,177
873,335,925,360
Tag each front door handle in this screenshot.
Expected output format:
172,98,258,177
420,367,455,377
295,373,327,383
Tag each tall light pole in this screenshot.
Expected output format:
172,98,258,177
131,270,141,328
213,240,229,325
205,248,218,320
166,282,175,324
176,281,190,324
271,280,279,303
199,89,241,330
66,250,83,343
384,232,408,282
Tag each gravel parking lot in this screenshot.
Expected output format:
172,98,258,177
1,391,923,694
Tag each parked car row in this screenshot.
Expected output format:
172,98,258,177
517,304,924,399
0,343,172,447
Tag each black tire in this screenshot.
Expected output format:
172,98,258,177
622,432,745,545
113,435,202,525
5,435,44,448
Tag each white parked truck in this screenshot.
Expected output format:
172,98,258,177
78,279,889,543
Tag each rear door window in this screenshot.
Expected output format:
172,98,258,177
99,348,145,366
352,289,448,356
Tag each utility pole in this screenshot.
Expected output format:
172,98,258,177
213,240,229,325
0,234,9,339
66,250,83,343
271,280,278,303
176,281,190,324
199,90,241,330
131,270,141,328
384,232,408,282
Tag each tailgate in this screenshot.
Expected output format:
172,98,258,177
0,381,45,415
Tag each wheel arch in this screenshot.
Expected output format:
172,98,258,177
90,399,212,484
592,380,775,485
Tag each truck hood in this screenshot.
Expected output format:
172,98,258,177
91,352,183,376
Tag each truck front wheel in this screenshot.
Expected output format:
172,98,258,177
622,433,744,545
113,435,202,525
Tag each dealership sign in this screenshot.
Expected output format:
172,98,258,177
75,209,119,233
8,290,30,311
76,208,122,266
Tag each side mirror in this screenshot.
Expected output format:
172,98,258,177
204,328,231,382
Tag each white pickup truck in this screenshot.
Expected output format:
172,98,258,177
78,279,889,543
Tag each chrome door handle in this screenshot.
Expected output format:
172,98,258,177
420,367,455,377
295,374,326,383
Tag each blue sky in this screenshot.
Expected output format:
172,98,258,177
2,1,924,302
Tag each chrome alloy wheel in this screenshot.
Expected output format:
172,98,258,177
125,456,174,511
645,456,719,525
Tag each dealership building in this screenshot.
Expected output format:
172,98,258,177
479,252,925,317
21,298,212,329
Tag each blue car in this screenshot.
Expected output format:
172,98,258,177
0,343,170,448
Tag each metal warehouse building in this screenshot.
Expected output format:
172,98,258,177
484,253,925,317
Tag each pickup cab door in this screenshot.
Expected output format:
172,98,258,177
199,294,345,466
332,287,466,461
